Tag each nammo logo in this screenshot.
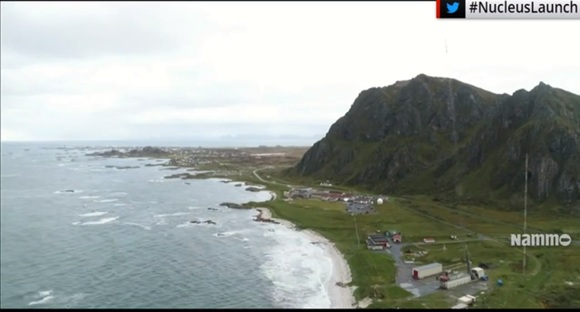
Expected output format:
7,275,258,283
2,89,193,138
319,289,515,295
511,233,572,247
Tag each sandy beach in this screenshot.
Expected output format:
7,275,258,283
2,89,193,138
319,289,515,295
255,208,356,308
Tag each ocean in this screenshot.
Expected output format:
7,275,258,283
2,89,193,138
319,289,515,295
0,142,334,308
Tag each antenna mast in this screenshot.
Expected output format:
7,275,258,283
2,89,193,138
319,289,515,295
523,153,528,275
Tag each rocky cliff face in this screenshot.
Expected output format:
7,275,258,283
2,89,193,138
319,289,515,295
291,74,580,210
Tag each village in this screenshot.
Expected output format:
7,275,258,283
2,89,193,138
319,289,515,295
283,187,380,214
284,186,488,309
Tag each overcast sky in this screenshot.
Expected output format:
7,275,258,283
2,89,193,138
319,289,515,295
1,2,578,142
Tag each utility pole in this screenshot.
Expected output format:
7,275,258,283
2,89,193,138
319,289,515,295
523,153,529,276
352,214,360,247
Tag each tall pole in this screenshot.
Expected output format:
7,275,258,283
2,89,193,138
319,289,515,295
352,214,360,247
523,153,528,275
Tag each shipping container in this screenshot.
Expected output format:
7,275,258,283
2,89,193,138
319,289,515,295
458,295,476,305
412,262,443,279
451,303,468,309
441,275,473,289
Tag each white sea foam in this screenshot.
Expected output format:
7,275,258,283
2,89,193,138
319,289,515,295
61,293,86,307
213,230,243,237
149,179,165,183
80,195,100,199
113,203,127,207
78,211,108,217
94,198,118,203
260,225,338,308
38,290,52,297
29,295,54,305
255,208,354,309
1,174,21,178
188,206,202,210
54,190,83,194
29,290,54,306
81,217,118,225
154,212,190,218
121,222,151,230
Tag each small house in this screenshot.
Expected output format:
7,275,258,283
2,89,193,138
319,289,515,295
366,238,387,250
369,234,389,245
392,234,402,243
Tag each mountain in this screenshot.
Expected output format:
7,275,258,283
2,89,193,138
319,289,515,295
290,74,580,211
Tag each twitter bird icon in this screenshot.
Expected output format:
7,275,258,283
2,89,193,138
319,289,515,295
447,2,460,14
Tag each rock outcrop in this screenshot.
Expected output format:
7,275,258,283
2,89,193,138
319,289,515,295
290,74,580,211
87,146,170,158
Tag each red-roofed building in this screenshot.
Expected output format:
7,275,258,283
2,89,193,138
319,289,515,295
392,234,402,243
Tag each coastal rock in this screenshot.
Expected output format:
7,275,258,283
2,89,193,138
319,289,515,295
253,209,280,224
144,163,165,167
234,183,243,187
207,207,219,211
189,220,217,225
185,182,191,185
219,202,247,209
163,173,197,179
87,146,170,158
104,165,140,169
245,187,262,192
86,149,124,157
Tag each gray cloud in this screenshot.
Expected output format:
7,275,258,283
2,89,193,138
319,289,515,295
1,2,578,142
0,3,206,61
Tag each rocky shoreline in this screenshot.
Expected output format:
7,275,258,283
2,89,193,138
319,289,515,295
86,146,170,158
219,202,249,209
253,208,280,224
189,220,217,225
104,165,140,170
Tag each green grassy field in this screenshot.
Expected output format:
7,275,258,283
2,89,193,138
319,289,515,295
199,166,580,308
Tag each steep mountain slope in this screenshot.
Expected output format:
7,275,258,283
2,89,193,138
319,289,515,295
290,74,580,210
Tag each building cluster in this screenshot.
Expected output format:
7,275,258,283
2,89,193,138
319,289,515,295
285,188,381,214
366,230,403,250
286,188,376,203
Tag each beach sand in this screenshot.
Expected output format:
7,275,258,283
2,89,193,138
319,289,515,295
255,207,356,308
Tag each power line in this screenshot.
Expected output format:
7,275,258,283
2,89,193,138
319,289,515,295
523,153,528,275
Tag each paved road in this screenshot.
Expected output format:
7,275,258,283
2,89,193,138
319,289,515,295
252,167,293,187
